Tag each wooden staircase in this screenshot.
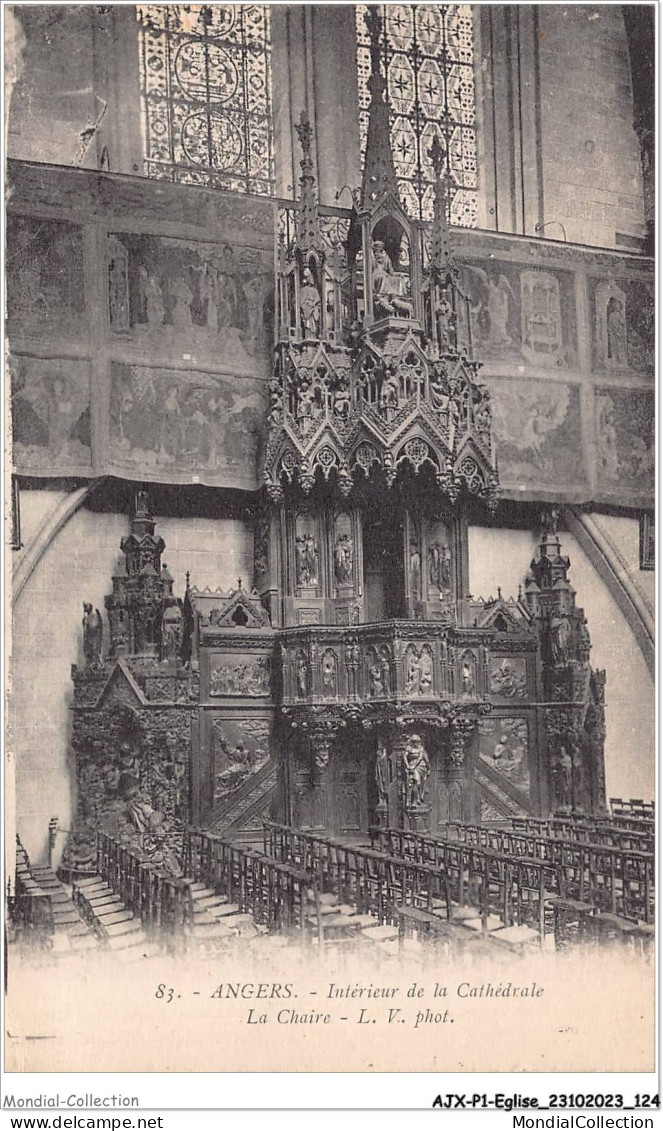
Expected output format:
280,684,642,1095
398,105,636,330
209,759,278,837
476,759,533,819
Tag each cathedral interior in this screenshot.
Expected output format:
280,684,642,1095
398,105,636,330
6,4,655,959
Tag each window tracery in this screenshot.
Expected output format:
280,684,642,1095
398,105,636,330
356,4,477,225
136,4,274,194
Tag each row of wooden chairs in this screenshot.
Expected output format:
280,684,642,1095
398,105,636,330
185,828,318,937
509,816,653,854
371,826,654,927
263,820,451,927
609,797,655,820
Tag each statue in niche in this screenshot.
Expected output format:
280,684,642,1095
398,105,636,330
428,540,452,591
161,602,183,661
435,286,457,351
333,532,353,585
380,363,400,420
596,393,619,480
606,296,627,366
299,267,321,337
429,369,450,419
409,541,422,598
405,648,433,696
138,265,164,328
550,610,573,666
296,655,308,699
332,386,350,422
375,743,389,806
295,532,318,587
296,385,315,432
371,240,413,317
170,277,193,329
369,663,384,698
402,734,430,808
460,657,475,697
321,651,338,697
82,603,103,668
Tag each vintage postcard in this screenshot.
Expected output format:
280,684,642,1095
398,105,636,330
3,0,656,1097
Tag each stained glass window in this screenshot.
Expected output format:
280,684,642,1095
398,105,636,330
356,4,477,225
136,5,274,195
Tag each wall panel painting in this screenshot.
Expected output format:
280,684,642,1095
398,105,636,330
10,355,92,474
107,231,274,376
594,387,654,498
107,362,266,488
6,216,86,337
590,275,654,373
461,260,577,369
487,377,585,490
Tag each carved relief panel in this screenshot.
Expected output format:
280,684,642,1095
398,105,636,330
478,716,530,798
208,654,271,698
210,718,271,810
488,656,528,700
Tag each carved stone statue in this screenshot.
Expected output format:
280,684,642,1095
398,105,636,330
321,651,338,696
369,663,384,697
333,386,350,421
82,602,103,668
428,540,451,590
380,364,400,419
161,602,183,661
299,267,321,337
409,542,421,597
402,734,430,808
550,611,572,665
333,532,353,585
460,658,475,697
375,743,389,806
296,655,308,699
371,240,413,317
296,532,318,586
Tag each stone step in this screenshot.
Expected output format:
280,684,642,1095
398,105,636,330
88,894,124,910
208,902,241,918
74,876,106,890
190,887,217,901
53,911,81,927
102,917,144,939
192,895,229,912
95,909,136,926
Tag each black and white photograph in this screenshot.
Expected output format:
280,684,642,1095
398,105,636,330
3,0,656,1109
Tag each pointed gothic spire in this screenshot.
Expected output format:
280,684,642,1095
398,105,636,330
294,110,323,259
428,131,456,278
361,7,400,208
